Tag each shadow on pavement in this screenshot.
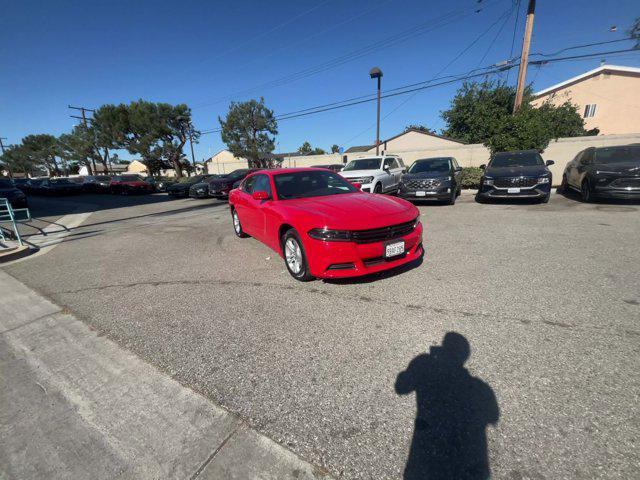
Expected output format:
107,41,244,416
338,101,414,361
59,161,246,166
395,332,499,480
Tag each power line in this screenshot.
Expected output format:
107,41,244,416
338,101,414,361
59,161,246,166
505,0,521,83
192,0,503,109
528,37,634,58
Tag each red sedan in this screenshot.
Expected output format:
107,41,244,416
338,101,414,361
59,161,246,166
229,168,423,281
109,175,153,195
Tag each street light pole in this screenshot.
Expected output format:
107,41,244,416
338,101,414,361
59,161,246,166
369,67,383,155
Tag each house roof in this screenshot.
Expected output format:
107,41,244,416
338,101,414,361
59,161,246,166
345,128,465,153
534,64,640,97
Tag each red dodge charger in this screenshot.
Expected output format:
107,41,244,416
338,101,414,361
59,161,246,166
229,168,423,281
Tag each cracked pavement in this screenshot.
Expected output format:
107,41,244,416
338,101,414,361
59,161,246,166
3,192,640,479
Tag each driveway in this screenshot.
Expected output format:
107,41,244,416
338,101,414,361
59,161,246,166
3,191,639,479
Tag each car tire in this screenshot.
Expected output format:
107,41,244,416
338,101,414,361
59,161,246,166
282,229,314,282
231,208,248,238
446,188,456,205
558,174,568,194
541,192,551,203
374,183,382,194
580,179,593,203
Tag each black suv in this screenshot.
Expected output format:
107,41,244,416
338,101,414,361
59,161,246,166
477,150,554,203
560,145,640,202
398,157,462,205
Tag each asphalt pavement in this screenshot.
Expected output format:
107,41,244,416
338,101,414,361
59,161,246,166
3,191,639,479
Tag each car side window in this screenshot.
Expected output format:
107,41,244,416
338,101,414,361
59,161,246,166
390,158,400,169
581,149,594,164
253,174,272,197
383,158,393,169
242,176,256,193
451,158,459,169
397,158,405,168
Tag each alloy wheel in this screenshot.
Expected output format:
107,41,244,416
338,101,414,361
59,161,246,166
233,210,240,234
285,238,303,274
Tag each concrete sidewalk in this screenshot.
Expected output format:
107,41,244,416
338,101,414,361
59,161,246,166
0,269,332,480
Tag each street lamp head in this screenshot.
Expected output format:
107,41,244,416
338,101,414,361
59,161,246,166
369,67,383,79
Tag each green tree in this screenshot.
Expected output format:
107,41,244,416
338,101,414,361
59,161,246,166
331,144,340,153
219,98,278,168
91,104,129,173
59,124,98,175
21,134,64,176
298,141,326,155
1,144,43,177
441,80,596,153
630,17,640,48
404,124,435,134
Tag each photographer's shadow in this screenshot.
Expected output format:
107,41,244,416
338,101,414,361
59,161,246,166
395,332,499,480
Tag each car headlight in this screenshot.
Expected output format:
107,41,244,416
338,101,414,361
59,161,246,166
308,228,351,242
537,176,550,184
350,176,374,184
484,177,494,186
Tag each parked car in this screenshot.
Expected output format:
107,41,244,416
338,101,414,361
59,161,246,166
23,178,46,194
144,176,175,192
166,175,214,197
0,178,28,208
109,175,153,195
476,150,554,203
560,145,640,202
35,177,85,196
208,169,258,199
11,178,30,192
229,168,422,281
312,164,345,173
398,157,462,205
69,175,112,193
339,155,406,193
189,175,223,199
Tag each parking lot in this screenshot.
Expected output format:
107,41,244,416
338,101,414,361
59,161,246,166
3,191,640,479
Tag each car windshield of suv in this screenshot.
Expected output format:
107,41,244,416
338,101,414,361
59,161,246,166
51,178,74,185
0,179,15,188
409,158,451,173
342,158,381,171
595,146,640,164
275,171,358,200
490,151,544,168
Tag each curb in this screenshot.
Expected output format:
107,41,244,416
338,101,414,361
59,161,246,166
0,245,34,263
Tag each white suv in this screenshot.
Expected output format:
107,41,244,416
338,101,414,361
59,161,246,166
339,155,406,193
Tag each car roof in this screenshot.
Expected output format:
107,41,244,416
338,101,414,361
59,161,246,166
259,167,332,176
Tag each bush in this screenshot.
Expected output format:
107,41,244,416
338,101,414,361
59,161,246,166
460,167,483,189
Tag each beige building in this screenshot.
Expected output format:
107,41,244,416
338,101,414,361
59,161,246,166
345,128,465,154
532,65,640,135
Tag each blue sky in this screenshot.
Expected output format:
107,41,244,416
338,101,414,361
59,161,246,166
1,0,638,161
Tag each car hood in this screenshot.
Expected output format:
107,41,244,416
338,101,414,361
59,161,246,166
339,169,380,179
485,165,548,177
209,179,234,189
592,162,640,175
281,193,418,230
402,172,450,180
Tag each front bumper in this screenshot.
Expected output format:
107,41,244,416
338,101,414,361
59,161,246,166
189,188,210,198
168,188,190,197
209,190,230,198
593,186,640,199
477,182,551,199
303,222,424,279
398,186,453,201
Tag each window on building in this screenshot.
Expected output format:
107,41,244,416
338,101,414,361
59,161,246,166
583,104,597,118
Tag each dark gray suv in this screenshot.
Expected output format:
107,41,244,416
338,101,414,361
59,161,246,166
398,157,462,205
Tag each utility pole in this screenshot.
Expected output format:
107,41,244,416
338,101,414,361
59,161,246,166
68,105,97,175
188,122,196,171
0,137,13,179
513,0,536,113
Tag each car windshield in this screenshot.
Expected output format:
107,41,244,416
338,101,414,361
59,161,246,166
0,179,14,188
595,146,640,164
115,175,143,182
342,158,381,171
178,175,205,184
95,176,111,181
51,178,74,185
227,170,249,180
489,151,544,168
274,171,358,200
409,158,451,173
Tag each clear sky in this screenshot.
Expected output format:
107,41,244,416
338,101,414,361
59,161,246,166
1,0,638,162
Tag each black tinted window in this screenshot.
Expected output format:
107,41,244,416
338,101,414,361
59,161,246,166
253,174,272,196
274,171,357,200
242,176,256,193
409,158,451,173
594,146,640,164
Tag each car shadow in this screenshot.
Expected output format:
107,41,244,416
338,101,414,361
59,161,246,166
322,248,424,285
395,332,500,480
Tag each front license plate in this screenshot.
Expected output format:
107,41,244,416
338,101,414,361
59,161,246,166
385,241,405,259
415,191,426,197
507,187,521,193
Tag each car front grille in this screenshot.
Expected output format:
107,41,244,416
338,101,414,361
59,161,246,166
404,179,441,189
351,219,416,244
494,177,537,188
610,177,640,188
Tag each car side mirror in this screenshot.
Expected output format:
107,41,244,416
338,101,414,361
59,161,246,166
545,160,555,166
252,190,270,201
479,164,486,170
383,165,390,172
455,166,462,172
